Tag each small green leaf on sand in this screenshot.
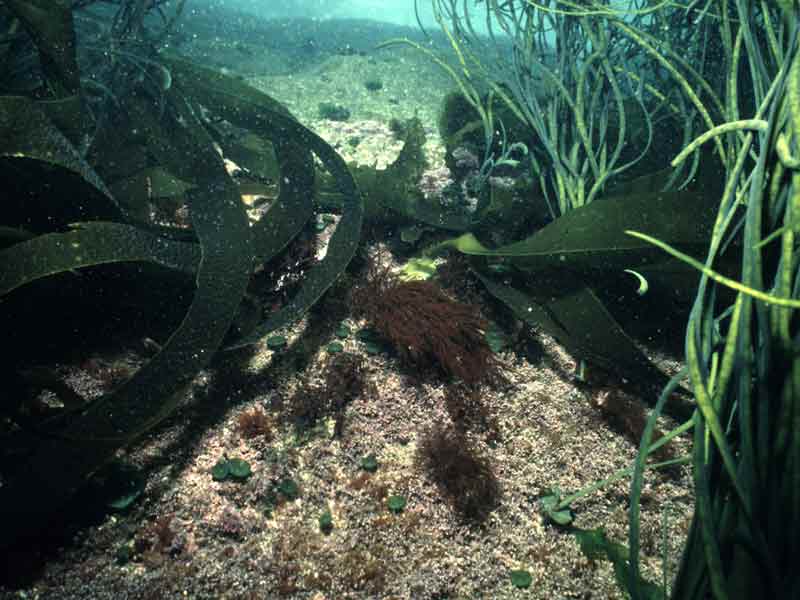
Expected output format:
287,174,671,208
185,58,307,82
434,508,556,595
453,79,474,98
548,508,574,525
212,458,251,482
540,489,574,526
510,569,532,589
361,453,379,472
399,256,438,281
278,478,300,500
211,460,231,481
387,494,406,513
319,510,333,533
227,458,252,480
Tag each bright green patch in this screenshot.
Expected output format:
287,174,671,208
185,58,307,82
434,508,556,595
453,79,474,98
387,494,407,513
510,569,532,589
539,489,574,526
227,458,252,480
319,510,333,533
399,256,438,281
211,457,251,482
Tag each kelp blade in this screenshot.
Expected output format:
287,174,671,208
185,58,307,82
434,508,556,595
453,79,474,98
0,222,199,296
452,190,716,274
159,57,366,348
0,96,121,226
0,84,252,546
475,270,692,419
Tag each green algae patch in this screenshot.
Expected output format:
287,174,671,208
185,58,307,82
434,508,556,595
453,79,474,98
212,458,252,482
387,495,407,514
510,569,532,589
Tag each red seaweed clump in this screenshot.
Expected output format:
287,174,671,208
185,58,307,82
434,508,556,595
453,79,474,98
236,407,272,440
351,256,496,385
417,424,501,522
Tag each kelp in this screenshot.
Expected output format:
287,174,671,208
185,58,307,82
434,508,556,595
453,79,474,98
0,95,120,227
2,0,82,142
214,132,281,184
0,9,362,546
475,269,693,420
156,57,364,344
0,221,200,296
424,189,717,402
108,166,195,219
3,0,79,97
438,190,716,272
0,79,252,544
158,56,319,267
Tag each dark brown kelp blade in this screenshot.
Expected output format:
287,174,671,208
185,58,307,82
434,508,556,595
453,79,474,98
158,57,365,348
448,189,717,273
0,221,200,297
0,96,121,229
0,87,253,547
475,269,693,420
159,56,318,268
3,0,80,97
0,58,366,547
3,0,83,142
449,190,716,413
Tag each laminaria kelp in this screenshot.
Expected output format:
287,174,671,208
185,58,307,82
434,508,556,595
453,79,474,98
0,0,366,546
